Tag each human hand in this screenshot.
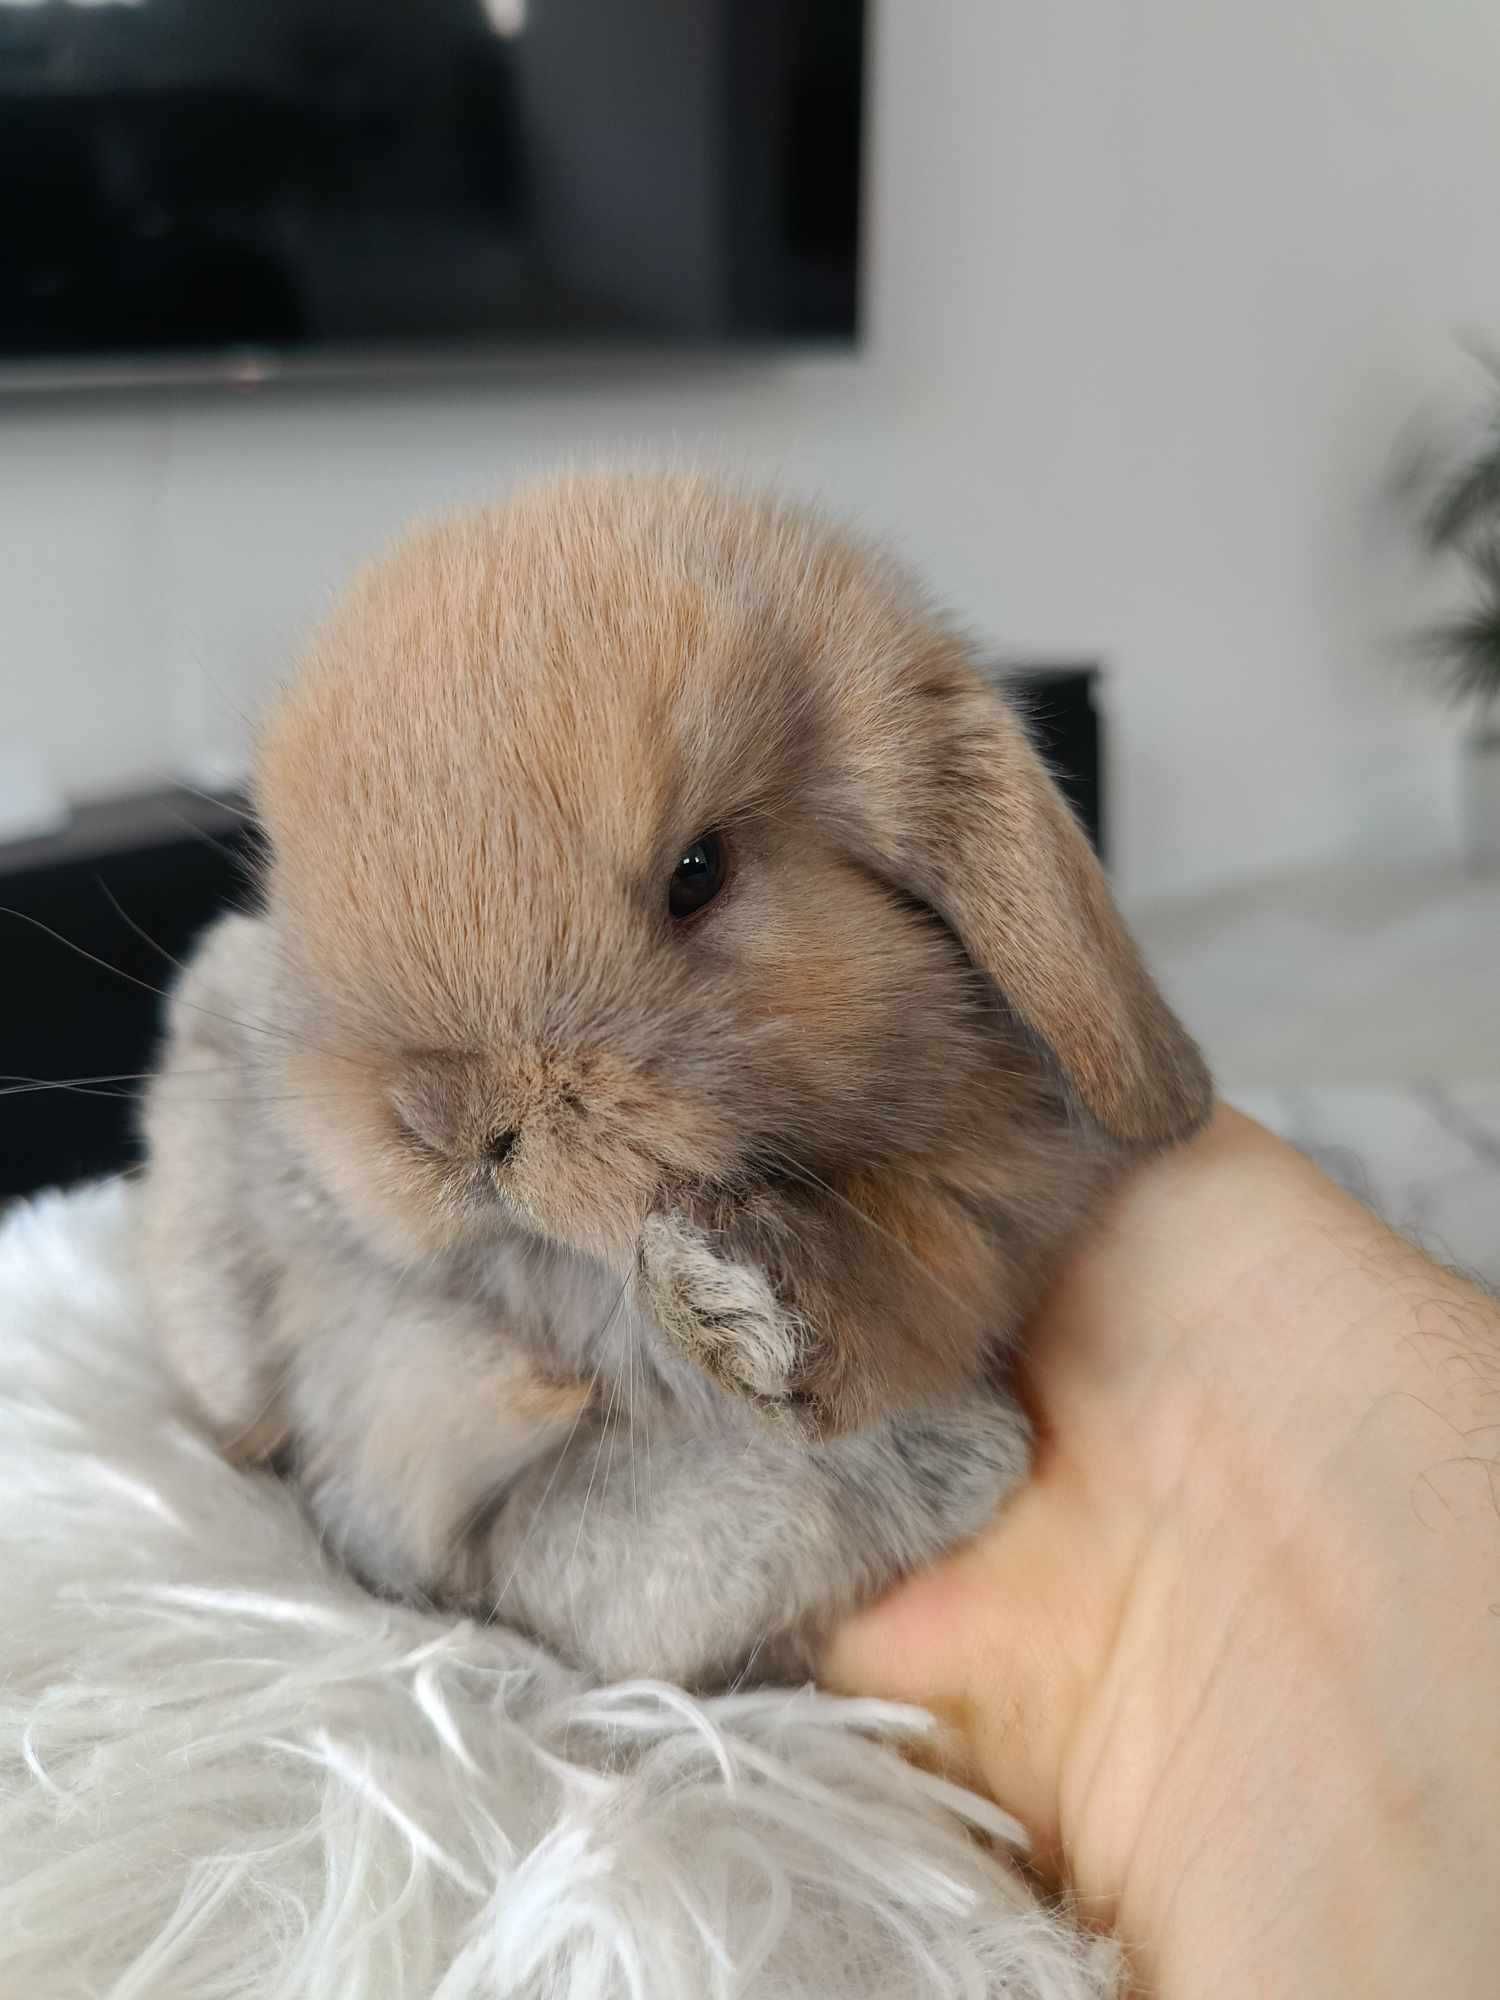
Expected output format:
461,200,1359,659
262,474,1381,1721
824,1107,1500,1997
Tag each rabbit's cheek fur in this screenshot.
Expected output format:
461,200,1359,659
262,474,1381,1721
709,846,993,1171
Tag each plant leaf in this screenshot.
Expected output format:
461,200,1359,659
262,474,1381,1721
1420,537,1500,710
1423,444,1500,551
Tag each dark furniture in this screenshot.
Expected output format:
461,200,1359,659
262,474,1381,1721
1001,662,1102,858
0,665,1102,1196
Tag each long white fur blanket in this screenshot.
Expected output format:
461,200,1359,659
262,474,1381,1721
0,1182,1117,2000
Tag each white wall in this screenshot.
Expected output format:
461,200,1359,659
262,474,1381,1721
4,0,1500,900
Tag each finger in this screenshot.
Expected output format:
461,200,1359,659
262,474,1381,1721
822,1476,1103,1870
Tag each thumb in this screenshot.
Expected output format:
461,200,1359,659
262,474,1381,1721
819,1471,1103,1872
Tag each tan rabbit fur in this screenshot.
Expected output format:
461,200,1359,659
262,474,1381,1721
141,472,1210,1686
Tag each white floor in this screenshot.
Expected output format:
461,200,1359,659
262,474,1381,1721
1130,859,1499,1085
1228,1082,1500,1287
1130,859,1499,1285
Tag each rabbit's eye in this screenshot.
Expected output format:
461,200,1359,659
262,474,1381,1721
668,831,728,920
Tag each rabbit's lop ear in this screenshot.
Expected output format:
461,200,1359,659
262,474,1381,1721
829,657,1212,1147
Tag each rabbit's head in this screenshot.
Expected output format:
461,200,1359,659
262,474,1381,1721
257,474,1209,1424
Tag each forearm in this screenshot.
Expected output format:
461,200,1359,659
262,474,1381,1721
826,1110,1500,1997
1070,1131,1500,1995
1120,1248,1496,1984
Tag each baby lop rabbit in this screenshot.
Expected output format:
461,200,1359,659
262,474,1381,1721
141,474,1210,1686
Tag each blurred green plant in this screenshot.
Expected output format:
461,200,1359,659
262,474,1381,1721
1414,345,1500,734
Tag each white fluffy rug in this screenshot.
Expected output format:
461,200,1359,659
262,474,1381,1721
0,1183,1116,2000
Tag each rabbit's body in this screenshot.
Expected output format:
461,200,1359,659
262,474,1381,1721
141,475,1209,1685
144,911,1037,1683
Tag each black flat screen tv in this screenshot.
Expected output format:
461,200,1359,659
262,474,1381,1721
0,0,865,390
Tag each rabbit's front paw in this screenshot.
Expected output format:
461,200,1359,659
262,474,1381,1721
639,1214,809,1414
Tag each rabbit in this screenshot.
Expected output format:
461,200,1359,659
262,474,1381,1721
140,472,1211,1688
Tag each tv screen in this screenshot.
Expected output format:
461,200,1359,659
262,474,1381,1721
0,0,865,387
